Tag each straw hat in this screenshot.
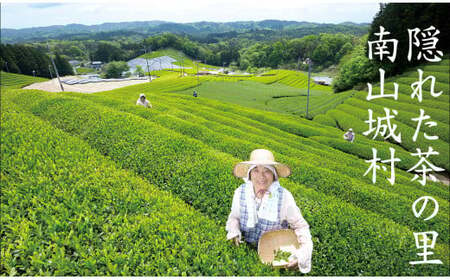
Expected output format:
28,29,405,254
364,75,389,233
348,128,353,131
258,229,300,266
233,149,291,178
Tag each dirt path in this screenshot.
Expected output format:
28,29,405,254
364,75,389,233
23,76,149,93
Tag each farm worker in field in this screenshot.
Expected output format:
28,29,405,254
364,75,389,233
343,128,355,142
136,93,152,108
193,90,198,97
226,149,313,273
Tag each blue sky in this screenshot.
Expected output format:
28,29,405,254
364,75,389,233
1,1,381,29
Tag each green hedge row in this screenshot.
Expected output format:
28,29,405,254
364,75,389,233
317,108,441,171
421,62,450,73
78,88,448,201
151,90,446,177
391,77,449,96
92,97,450,238
87,88,447,200
321,108,450,178
0,71,47,89
313,113,337,127
353,90,450,123
155,91,338,139
296,90,353,117
367,83,449,105
125,91,447,199
0,96,275,276
8,89,449,275
343,98,449,143
402,71,449,85
332,104,449,171
17,89,450,244
310,135,418,175
96,82,448,196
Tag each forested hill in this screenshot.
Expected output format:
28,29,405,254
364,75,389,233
1,20,369,43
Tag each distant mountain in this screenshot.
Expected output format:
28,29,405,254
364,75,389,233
1,21,166,43
1,20,369,43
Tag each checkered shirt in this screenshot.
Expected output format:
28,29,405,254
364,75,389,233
239,184,289,244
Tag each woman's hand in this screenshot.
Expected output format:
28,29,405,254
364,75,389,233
287,253,298,269
287,258,298,268
233,237,240,246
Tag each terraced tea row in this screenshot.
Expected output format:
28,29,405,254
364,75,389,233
7,89,449,276
78,91,450,238
1,97,274,276
142,87,449,176
81,83,446,199
0,71,48,89
314,60,449,172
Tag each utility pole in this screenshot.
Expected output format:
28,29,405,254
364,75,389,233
48,64,53,79
305,58,311,119
180,57,184,77
47,42,64,92
196,60,200,86
223,62,225,81
143,44,151,82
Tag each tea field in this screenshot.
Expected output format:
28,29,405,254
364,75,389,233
314,58,449,172
1,62,449,276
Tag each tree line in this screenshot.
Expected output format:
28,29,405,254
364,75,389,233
18,31,356,75
143,32,355,72
1,44,73,78
333,3,450,92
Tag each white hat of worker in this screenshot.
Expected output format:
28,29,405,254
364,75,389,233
139,93,146,98
233,149,291,178
349,128,353,131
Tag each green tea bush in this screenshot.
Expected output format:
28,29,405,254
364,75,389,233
353,90,450,122
4,87,449,275
332,104,449,171
81,88,446,200
402,71,449,85
124,93,447,198
0,100,275,276
134,108,450,232
344,98,449,142
10,89,450,244
391,77,449,96
314,113,336,127
0,71,48,89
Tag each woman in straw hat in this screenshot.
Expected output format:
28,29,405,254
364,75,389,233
226,149,313,273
